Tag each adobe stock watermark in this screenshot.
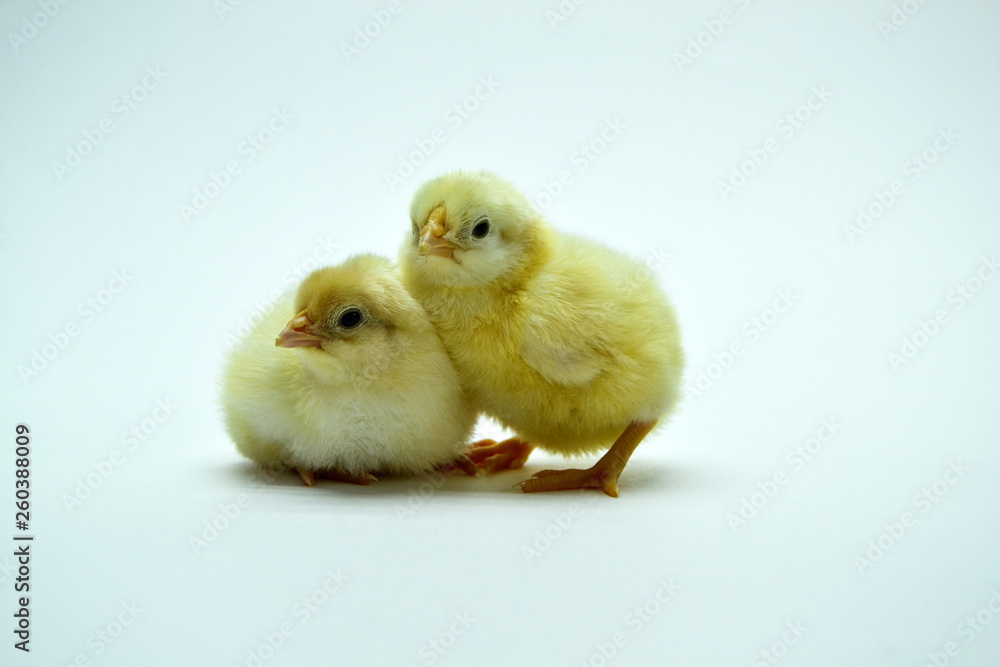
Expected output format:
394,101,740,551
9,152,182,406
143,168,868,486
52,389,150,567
878,0,932,39
17,269,134,386
717,85,832,202
60,398,178,514
886,254,997,372
618,245,672,294
751,621,808,667
7,0,73,53
544,0,590,30
214,0,247,20
224,236,340,347
404,612,476,667
854,460,967,575
844,127,958,243
395,468,449,520
61,601,143,666
920,589,1000,667
340,0,409,63
521,496,598,564
672,0,755,72
234,568,349,667
188,463,285,556
727,418,842,533
383,76,500,192
51,66,168,181
531,117,627,211
683,288,798,402
179,108,293,224
578,579,681,667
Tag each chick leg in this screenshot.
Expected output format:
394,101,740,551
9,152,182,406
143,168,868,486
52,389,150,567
467,438,534,474
297,467,377,486
519,420,656,497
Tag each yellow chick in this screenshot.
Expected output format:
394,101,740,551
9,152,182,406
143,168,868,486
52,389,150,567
221,254,477,486
398,171,684,496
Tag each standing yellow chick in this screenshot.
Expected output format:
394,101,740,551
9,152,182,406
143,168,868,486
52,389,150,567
398,171,684,496
221,254,477,486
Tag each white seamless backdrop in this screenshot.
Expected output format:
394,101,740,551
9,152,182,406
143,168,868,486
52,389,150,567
1,1,999,665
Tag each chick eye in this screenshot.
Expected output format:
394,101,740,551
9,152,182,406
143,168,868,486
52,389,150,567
338,308,363,329
472,220,490,238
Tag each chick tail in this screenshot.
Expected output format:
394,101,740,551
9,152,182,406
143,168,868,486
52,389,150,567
518,420,656,497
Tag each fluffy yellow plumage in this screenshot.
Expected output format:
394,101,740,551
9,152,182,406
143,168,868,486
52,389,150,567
221,254,477,485
399,171,684,495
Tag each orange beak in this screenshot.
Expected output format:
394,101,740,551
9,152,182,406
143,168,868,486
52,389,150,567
275,310,323,348
418,205,458,259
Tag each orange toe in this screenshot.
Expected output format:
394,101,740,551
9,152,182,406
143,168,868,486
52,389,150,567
468,438,534,473
436,455,481,477
519,466,620,497
315,469,377,485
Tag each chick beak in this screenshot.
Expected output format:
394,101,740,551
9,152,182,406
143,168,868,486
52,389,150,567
275,310,323,348
418,205,457,259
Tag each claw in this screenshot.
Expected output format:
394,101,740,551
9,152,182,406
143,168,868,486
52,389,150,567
299,468,377,485
297,468,316,486
318,470,377,485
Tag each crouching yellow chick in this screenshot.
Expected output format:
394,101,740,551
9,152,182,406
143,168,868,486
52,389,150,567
398,171,684,496
221,254,477,486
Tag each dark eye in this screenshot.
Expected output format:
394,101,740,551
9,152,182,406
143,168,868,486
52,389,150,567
338,308,362,329
472,220,490,238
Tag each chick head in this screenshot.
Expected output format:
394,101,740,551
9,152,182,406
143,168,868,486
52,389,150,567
403,170,545,287
275,255,419,360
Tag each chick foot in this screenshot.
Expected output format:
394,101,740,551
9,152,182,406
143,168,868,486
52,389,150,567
467,438,534,474
518,420,656,497
435,455,480,477
519,467,620,496
297,468,377,487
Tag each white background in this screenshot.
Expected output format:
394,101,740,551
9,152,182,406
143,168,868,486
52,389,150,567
2,0,999,665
